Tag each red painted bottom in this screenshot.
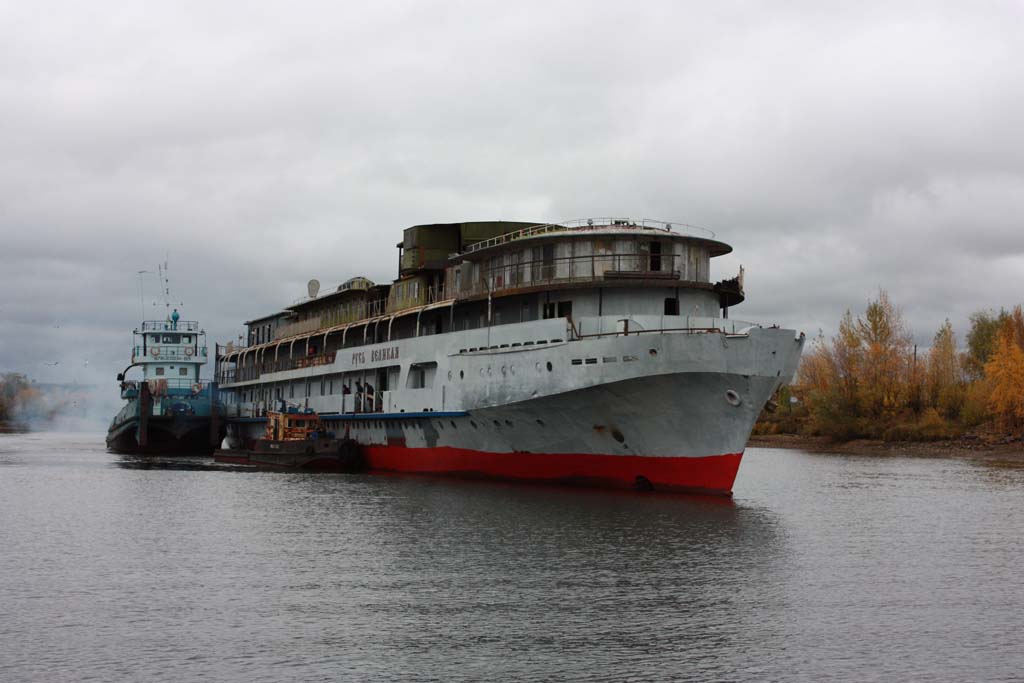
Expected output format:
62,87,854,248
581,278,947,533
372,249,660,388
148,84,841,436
363,445,744,495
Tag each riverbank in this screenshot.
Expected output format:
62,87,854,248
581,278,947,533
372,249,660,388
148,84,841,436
748,433,1024,461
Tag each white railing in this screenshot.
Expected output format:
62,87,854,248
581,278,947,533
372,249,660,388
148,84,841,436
464,218,715,254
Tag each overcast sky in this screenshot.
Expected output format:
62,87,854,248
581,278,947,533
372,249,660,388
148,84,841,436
2,0,1023,389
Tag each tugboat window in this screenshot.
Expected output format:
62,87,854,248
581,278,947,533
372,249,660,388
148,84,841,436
179,368,188,376
155,367,165,376
664,298,679,315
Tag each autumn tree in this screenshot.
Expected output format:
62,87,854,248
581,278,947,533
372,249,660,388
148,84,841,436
927,319,965,418
855,290,913,419
986,307,1024,433
964,309,1009,380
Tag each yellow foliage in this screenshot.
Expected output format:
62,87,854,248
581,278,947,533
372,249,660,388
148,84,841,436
986,312,1024,431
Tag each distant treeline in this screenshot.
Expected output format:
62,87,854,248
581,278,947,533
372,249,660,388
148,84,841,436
757,292,1024,442
0,373,63,430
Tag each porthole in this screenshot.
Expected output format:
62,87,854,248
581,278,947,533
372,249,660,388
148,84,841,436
510,365,516,375
505,419,513,427
450,420,457,429
536,419,545,426
460,370,464,380
493,420,500,427
649,348,658,357
479,368,484,377
535,362,542,372
470,420,478,429
447,370,452,380
725,390,742,407
487,367,492,376
546,361,553,372
501,365,507,376
611,428,625,443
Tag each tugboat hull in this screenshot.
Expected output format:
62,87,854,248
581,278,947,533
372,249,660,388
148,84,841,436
106,414,223,455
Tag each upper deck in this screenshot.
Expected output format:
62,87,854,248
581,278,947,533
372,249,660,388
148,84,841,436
462,218,729,256
221,217,744,361
132,320,209,366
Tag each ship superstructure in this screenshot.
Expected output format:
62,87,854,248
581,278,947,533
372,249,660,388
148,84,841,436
215,218,804,494
107,310,224,454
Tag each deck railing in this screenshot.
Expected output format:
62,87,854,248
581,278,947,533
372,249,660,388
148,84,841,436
140,320,200,332
449,252,694,299
120,377,215,398
132,345,208,362
464,218,714,254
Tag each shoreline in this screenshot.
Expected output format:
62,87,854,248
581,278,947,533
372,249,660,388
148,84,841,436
748,433,1024,461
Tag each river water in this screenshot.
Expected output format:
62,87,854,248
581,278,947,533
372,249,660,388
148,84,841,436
1,432,1022,682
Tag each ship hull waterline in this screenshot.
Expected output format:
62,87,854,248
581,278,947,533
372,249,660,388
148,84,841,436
106,415,224,456
215,446,744,495
218,369,776,495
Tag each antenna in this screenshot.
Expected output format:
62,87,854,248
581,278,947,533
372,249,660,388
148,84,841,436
137,270,151,322
308,279,321,298
156,259,183,319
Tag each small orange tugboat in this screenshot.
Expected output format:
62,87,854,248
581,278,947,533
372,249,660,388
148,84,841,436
214,409,364,472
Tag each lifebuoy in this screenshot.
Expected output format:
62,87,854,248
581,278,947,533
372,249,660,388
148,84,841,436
185,347,194,357
151,347,160,357
192,382,203,394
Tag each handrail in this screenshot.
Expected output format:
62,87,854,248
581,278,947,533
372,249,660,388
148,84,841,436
463,218,715,254
132,345,208,362
140,320,201,332
448,252,701,299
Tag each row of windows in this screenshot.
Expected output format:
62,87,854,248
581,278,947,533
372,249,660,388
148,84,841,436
153,367,191,376
152,334,194,344
328,416,549,431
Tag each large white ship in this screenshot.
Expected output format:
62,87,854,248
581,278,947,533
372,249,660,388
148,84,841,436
215,218,804,494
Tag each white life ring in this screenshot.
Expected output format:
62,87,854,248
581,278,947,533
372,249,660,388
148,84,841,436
192,382,203,394
185,347,194,357
151,347,160,357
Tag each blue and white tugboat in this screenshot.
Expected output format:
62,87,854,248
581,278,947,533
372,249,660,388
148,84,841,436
106,309,225,455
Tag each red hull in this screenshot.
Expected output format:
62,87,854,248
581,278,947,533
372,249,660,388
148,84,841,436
364,445,744,495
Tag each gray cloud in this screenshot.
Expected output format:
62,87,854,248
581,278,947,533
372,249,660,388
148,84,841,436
2,0,1023,386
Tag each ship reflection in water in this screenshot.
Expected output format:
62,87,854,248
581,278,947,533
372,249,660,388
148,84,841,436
2,433,1024,681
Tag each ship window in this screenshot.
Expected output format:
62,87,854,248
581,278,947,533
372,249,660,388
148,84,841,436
664,297,680,316
162,334,180,344
179,368,188,376
585,358,598,365
155,367,165,376
182,335,192,344
602,356,617,363
557,301,572,319
572,359,583,365
289,384,294,398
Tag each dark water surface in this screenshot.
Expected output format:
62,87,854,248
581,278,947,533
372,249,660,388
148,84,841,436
2,432,1023,682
